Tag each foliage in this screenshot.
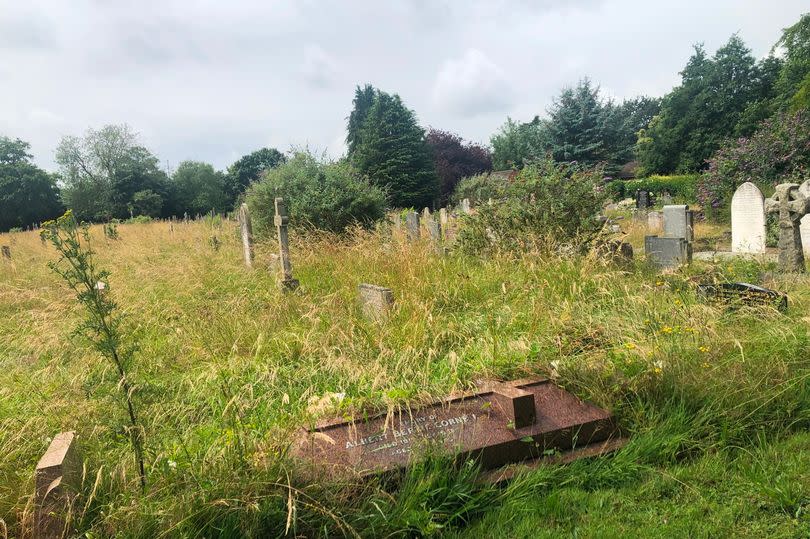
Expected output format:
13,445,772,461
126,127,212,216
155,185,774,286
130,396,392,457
425,128,492,206
452,172,509,206
772,13,810,112
456,159,607,254
490,116,548,170
607,174,700,203
0,136,63,232
224,147,286,203
56,124,171,221
348,86,439,208
171,160,228,216
697,109,810,210
246,150,386,235
130,189,163,218
345,84,376,156
39,211,146,489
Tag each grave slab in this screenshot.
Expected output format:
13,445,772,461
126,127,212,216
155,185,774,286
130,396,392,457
697,282,787,312
294,378,618,477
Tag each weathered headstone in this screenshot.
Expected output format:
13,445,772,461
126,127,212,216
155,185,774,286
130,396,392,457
765,183,810,272
422,207,431,221
635,189,652,210
697,282,787,312
660,192,673,205
799,180,810,256
647,211,662,231
358,283,394,321
405,212,420,241
439,208,448,228
731,182,766,253
274,198,299,290
460,198,471,214
238,203,254,268
33,431,81,539
427,218,442,253
294,378,618,477
1,245,10,259
663,205,693,242
645,236,692,268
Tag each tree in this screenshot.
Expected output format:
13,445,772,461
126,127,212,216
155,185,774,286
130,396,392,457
348,88,438,208
130,190,163,218
637,36,776,174
224,147,286,203
545,79,606,165
772,13,810,111
56,125,170,221
490,117,548,170
346,84,376,156
425,129,492,205
172,161,228,215
0,136,63,231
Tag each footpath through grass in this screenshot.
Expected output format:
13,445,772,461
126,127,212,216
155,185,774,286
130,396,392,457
0,219,808,537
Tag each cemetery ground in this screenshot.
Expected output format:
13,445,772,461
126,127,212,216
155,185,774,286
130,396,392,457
1,217,809,537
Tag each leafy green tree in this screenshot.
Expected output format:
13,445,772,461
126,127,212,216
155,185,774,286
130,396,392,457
130,190,163,218
772,13,810,111
0,136,63,231
490,117,548,170
346,84,376,156
224,147,286,203
348,88,438,208
56,125,170,221
246,150,386,235
172,161,228,215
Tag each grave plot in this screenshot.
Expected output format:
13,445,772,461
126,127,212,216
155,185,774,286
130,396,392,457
697,282,788,312
294,378,620,477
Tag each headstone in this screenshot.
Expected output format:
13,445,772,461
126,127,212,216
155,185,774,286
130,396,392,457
34,431,81,539
660,192,673,205
731,182,766,253
799,180,810,256
405,212,420,241
358,283,394,321
439,208,448,228
1,245,10,259
765,183,810,273
635,189,652,210
663,205,693,241
427,218,442,253
422,207,431,221
647,211,662,231
274,198,299,290
294,378,618,477
238,203,254,268
460,198,471,214
183,212,189,223
697,282,787,312
596,240,633,265
645,236,692,268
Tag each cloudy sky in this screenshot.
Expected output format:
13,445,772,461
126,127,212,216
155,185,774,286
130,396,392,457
1,0,807,172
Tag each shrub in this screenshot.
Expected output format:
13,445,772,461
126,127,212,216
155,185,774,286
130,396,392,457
245,150,387,236
456,159,607,254
606,174,700,203
698,109,810,211
452,172,508,206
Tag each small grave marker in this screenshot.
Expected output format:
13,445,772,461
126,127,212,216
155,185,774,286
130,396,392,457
765,183,810,272
697,282,787,312
405,212,420,241
33,431,81,539
294,378,619,476
274,198,299,290
358,283,394,321
238,203,254,268
645,236,692,268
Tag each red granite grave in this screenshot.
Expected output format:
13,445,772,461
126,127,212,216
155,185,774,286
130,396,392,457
294,378,620,476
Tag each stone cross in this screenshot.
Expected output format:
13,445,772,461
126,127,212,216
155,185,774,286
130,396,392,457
405,211,420,241
274,198,299,290
765,183,810,272
34,431,81,539
238,203,254,268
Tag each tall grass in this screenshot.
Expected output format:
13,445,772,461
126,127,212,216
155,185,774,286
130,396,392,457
0,218,808,536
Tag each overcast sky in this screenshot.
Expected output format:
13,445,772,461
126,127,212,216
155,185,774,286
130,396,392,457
1,0,807,172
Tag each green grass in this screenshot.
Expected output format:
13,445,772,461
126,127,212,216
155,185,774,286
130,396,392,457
0,219,808,537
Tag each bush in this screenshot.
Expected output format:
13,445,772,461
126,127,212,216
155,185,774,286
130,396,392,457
452,172,508,206
245,151,387,235
456,159,607,254
606,175,700,203
697,109,810,212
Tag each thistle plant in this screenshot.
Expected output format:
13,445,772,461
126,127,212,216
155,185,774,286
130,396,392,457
40,211,146,490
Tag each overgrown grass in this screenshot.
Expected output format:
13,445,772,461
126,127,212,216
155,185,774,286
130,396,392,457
0,219,808,537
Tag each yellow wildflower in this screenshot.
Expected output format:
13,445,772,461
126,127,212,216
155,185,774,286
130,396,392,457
698,346,710,353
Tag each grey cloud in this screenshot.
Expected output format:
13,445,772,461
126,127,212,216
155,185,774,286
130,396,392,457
0,16,56,50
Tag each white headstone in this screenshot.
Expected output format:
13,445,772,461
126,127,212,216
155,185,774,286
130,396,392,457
800,180,810,256
731,182,766,253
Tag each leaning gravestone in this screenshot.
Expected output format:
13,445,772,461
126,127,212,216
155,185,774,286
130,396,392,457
358,283,394,321
663,205,693,242
405,212,420,241
33,431,81,539
697,282,787,312
799,180,810,256
274,198,299,290
731,182,766,253
645,236,692,268
765,183,810,273
294,378,619,477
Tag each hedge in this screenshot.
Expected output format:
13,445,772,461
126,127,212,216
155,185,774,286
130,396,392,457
606,174,700,204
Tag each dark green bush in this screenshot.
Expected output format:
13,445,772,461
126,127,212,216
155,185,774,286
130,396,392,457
245,150,387,235
607,174,700,203
456,159,606,254
451,172,506,205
